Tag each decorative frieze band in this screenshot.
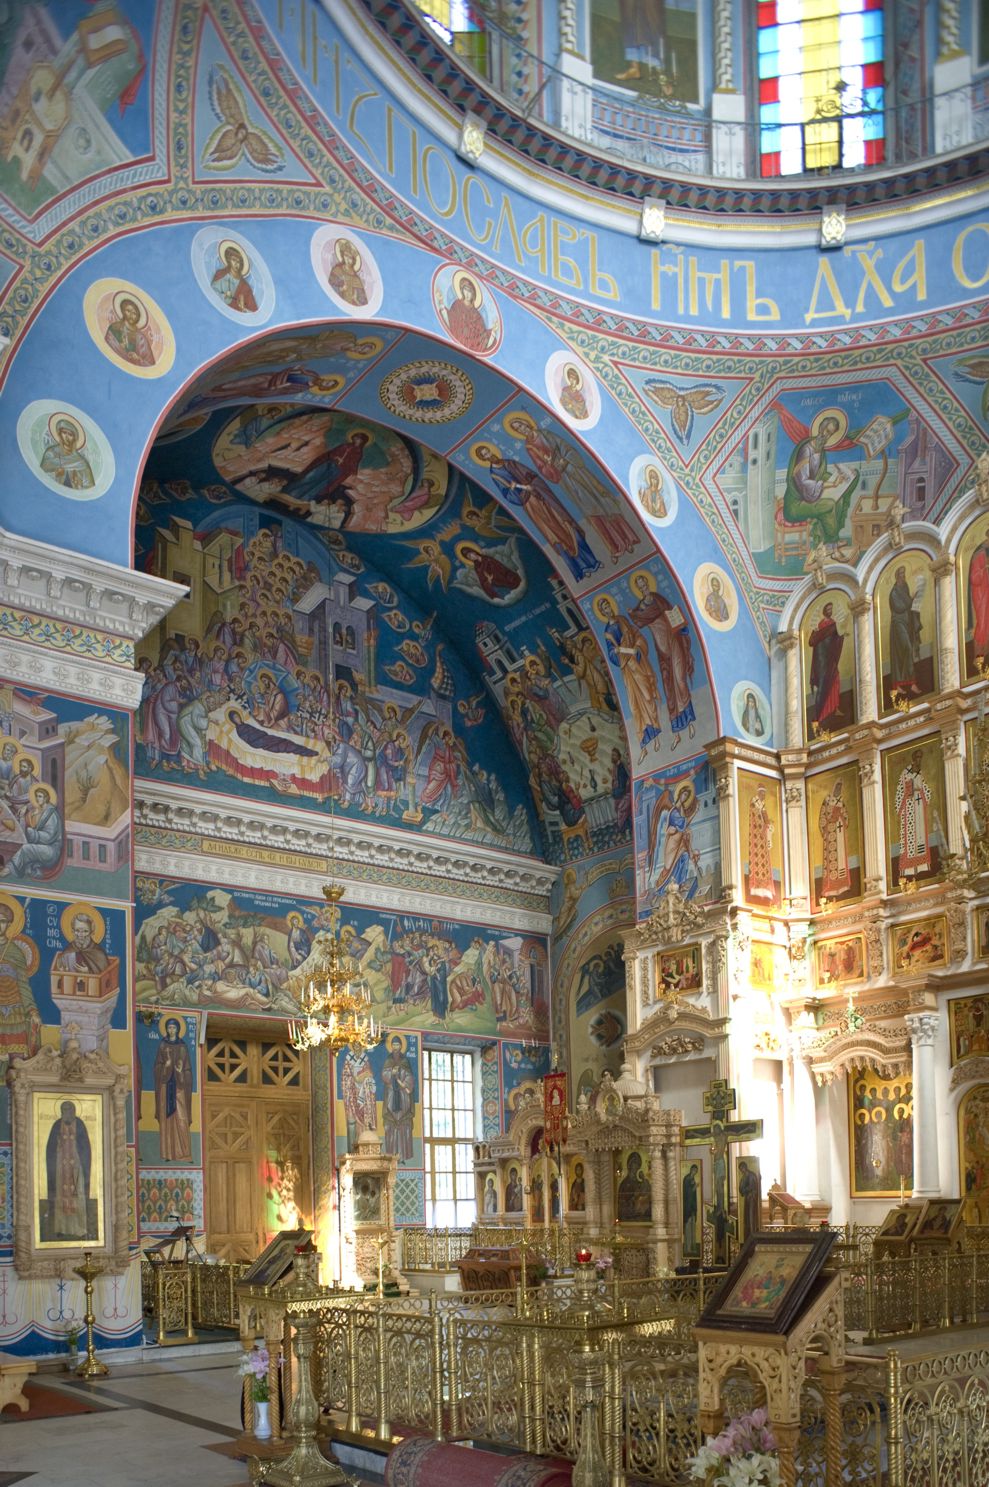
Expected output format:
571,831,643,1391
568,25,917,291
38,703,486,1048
134,779,556,931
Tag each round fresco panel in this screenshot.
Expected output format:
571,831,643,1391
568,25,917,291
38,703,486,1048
432,263,502,356
693,561,738,632
545,350,600,429
17,399,115,500
211,404,448,531
731,680,772,745
379,360,474,424
629,453,678,527
191,226,274,325
83,277,175,377
310,226,384,316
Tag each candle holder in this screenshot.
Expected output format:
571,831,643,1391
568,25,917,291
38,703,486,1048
72,1250,110,1379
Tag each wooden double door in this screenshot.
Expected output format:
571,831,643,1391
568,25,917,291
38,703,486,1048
203,1028,313,1261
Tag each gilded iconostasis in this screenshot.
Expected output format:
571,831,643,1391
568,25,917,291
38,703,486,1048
1,0,989,1357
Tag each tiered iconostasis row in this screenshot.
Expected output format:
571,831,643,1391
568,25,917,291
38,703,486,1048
624,493,989,1235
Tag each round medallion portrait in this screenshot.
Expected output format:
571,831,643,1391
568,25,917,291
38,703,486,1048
629,453,678,528
17,400,115,500
693,561,738,632
191,226,274,325
83,278,175,378
545,350,600,429
310,226,384,317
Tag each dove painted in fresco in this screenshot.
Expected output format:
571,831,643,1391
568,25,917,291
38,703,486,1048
203,65,285,174
642,379,726,445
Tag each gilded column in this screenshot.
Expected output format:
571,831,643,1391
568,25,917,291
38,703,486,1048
857,752,884,893
906,1013,941,1197
934,554,959,691
787,1035,822,1204
852,594,877,722
779,633,802,746
939,0,961,56
941,725,965,858
715,766,736,897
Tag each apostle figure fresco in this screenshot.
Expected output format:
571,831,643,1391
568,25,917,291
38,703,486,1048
958,516,989,680
801,589,855,738
875,552,938,711
738,771,783,909
882,735,947,890
0,892,40,1074
137,880,549,1044
849,1069,913,1198
960,1084,989,1225
633,759,720,910
806,763,863,910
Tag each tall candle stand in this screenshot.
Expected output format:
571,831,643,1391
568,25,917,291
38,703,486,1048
72,1250,110,1379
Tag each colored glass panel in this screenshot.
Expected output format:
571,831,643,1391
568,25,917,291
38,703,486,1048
757,0,884,176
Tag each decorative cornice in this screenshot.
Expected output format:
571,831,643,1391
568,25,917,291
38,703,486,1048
0,525,185,647
808,1027,911,1085
950,1056,989,1092
134,778,555,931
0,636,145,710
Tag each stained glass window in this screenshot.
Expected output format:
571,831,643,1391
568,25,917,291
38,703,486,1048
757,0,885,178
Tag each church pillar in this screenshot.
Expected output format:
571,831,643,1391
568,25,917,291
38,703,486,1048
664,1138,680,1264
781,762,808,910
857,747,885,894
934,0,972,152
907,1012,941,1197
779,634,801,747
787,1036,821,1203
934,554,959,691
852,595,876,723
940,721,965,859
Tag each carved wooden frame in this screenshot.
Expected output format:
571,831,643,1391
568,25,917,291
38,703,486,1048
8,1043,130,1277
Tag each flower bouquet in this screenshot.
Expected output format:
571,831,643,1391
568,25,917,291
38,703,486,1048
239,1345,270,1402
688,1408,780,1486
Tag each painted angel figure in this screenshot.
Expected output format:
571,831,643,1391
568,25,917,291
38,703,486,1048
202,64,284,172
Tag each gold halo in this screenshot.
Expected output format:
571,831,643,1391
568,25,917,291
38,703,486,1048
47,411,86,450
347,337,383,359
628,567,657,595
385,1030,407,1052
503,409,535,438
256,668,278,689
111,290,148,328
217,238,250,275
59,901,106,943
334,237,362,271
0,891,26,940
563,364,582,388
158,1011,187,1040
30,783,55,805
591,593,618,623
675,780,697,811
644,464,662,485
12,751,37,776
452,269,480,301
810,407,848,445
469,440,500,466
454,540,483,563
287,911,303,927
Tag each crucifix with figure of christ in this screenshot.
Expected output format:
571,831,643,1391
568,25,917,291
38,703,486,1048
682,1079,763,1267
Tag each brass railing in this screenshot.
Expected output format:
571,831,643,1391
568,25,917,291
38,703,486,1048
142,1259,246,1340
308,1286,989,1485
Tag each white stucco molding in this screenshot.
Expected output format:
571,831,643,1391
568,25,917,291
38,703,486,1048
134,778,556,930
0,636,146,710
0,524,187,643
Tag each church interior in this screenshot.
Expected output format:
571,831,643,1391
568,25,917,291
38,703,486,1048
1,1,989,1484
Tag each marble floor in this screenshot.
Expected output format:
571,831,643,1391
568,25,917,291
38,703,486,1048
0,1353,252,1487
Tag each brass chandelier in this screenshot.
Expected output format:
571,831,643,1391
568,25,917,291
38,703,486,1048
287,665,380,1056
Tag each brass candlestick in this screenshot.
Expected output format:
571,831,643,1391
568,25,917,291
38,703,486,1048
250,1313,353,1487
72,1250,110,1379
